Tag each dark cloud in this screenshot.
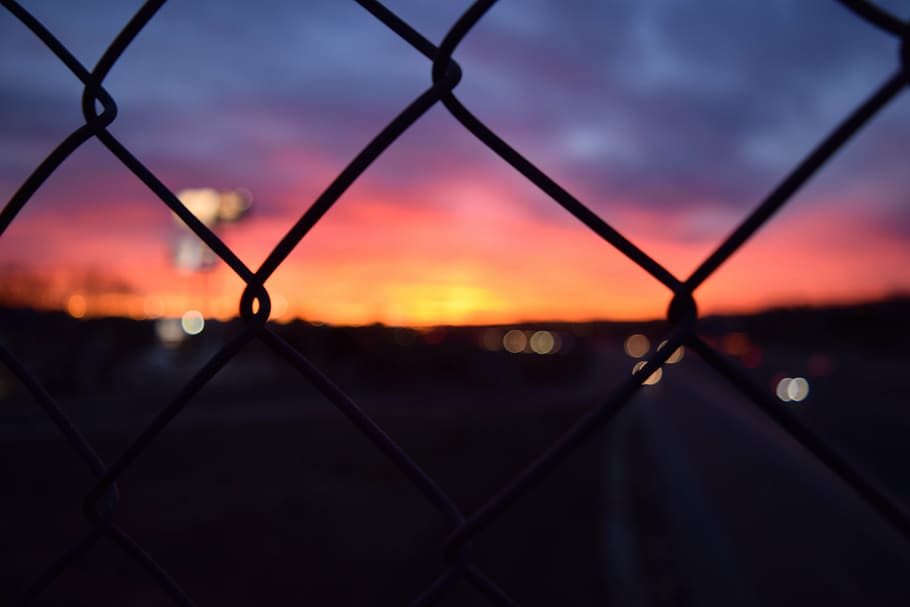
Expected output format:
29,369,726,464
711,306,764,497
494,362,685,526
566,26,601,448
449,0,907,215
2,0,908,227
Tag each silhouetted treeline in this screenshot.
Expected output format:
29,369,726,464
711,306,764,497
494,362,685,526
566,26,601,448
1,296,907,405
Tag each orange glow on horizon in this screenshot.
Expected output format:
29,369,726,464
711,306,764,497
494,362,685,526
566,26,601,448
2,181,909,326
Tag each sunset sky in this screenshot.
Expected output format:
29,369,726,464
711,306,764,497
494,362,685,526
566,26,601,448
1,0,909,325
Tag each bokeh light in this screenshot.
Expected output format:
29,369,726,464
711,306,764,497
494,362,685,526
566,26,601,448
156,318,184,347
181,310,205,336
776,377,792,401
723,332,750,357
624,334,650,358
776,376,810,403
503,329,528,354
529,330,555,354
657,340,684,364
481,328,502,351
66,294,86,319
787,377,810,402
632,360,662,385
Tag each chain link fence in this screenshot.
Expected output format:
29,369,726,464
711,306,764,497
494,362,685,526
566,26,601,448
2,0,909,604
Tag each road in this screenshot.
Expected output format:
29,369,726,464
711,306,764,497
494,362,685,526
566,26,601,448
603,345,910,606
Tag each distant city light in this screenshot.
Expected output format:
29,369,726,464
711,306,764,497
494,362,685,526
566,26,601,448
181,310,205,335
503,329,528,353
632,360,663,385
178,188,221,226
529,330,556,354
788,377,810,402
66,294,87,319
481,328,502,351
775,377,791,401
176,188,251,227
776,376,810,403
723,332,750,357
156,318,184,347
657,340,684,364
624,334,650,358
173,188,252,272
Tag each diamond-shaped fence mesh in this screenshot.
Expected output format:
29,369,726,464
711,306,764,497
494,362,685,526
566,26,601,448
2,0,909,605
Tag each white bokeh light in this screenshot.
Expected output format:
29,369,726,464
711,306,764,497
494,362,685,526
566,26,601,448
181,310,205,336
787,377,810,402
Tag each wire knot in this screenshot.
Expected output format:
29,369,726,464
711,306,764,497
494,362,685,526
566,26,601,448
240,282,272,327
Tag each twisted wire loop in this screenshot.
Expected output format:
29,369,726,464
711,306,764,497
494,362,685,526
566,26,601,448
1,0,909,604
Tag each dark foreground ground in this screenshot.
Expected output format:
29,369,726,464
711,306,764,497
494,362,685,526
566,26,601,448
4,299,910,605
2,403,609,606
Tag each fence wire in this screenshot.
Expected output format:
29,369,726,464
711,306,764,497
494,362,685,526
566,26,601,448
1,0,909,605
